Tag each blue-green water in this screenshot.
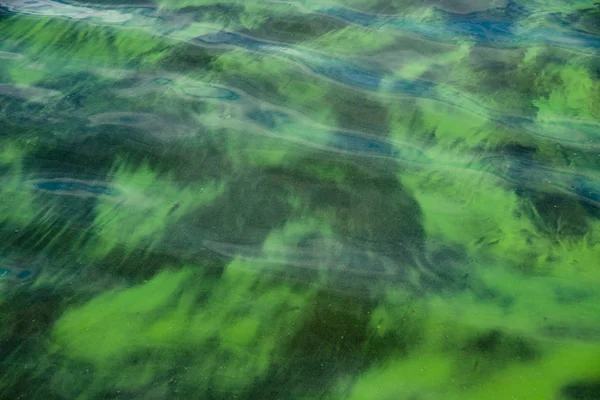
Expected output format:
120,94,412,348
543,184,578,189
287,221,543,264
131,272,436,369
1,0,599,399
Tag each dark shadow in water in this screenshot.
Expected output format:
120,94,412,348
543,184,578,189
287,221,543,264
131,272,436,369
561,381,600,400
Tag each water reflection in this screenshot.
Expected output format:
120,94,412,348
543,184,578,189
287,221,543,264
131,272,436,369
0,0,599,399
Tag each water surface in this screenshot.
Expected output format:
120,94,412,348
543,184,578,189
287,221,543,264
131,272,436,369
1,0,599,399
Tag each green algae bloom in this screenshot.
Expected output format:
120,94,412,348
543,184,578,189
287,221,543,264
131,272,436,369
0,0,599,398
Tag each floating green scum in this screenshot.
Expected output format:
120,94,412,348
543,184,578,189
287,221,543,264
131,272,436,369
0,0,599,398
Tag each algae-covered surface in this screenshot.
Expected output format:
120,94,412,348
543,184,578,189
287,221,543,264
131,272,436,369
1,0,599,398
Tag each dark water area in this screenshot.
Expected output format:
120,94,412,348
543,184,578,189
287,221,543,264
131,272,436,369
0,0,600,399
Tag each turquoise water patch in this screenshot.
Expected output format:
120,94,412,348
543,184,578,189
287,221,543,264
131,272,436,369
0,266,35,282
29,178,122,197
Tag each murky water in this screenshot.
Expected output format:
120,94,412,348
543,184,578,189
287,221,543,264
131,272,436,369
1,0,599,399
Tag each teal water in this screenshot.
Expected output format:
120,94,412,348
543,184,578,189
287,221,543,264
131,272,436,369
1,0,600,399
